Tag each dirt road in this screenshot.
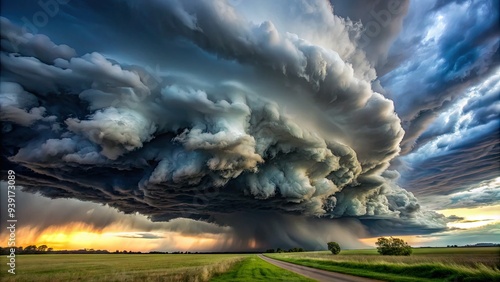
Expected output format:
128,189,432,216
258,255,383,282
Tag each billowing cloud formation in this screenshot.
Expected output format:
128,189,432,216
0,182,368,250
399,69,500,199
369,0,500,206
0,0,458,249
329,0,410,69
417,178,500,210
381,0,499,154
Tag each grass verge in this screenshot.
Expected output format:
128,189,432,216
266,255,500,282
210,255,314,282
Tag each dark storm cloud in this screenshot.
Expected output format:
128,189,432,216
402,126,499,197
215,213,370,250
462,74,500,128
397,72,500,202
360,218,447,236
0,17,76,63
381,0,499,155
0,182,232,236
443,177,500,209
329,0,499,208
374,0,500,205
329,0,410,69
450,191,500,209
0,0,458,249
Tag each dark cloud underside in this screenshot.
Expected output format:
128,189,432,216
1,0,498,249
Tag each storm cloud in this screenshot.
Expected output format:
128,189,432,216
3,0,497,250
381,0,499,155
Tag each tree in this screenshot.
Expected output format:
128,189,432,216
327,242,341,255
37,245,48,252
25,245,37,253
375,237,412,256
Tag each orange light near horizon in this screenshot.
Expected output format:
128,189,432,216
438,204,500,230
248,238,257,249
360,205,500,248
174,236,218,250
0,222,227,252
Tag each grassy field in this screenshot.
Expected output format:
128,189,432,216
267,247,500,282
0,254,248,282
210,255,314,282
272,247,500,268
2,248,499,282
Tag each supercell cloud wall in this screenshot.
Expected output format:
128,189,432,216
0,0,473,249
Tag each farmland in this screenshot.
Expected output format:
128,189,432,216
266,247,500,282
211,255,314,282
0,253,315,282
0,253,248,282
1,248,499,281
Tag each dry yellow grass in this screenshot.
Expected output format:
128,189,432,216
0,254,248,282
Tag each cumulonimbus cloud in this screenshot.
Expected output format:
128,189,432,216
0,0,448,249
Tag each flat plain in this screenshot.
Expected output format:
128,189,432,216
0,253,248,282
1,248,499,281
267,247,500,282
210,255,314,282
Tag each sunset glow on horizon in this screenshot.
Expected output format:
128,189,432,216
0,223,227,252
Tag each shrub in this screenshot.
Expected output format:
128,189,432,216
327,242,341,255
376,237,412,256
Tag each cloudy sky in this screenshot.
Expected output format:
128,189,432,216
0,0,498,252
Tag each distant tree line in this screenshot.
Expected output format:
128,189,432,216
264,247,305,253
0,245,232,255
0,245,160,255
0,245,58,254
0,245,276,255
446,243,499,248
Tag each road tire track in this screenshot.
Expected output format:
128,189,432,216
258,255,383,282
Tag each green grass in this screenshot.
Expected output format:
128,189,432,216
0,254,248,282
210,255,314,282
3,248,498,282
411,247,500,256
338,247,500,256
267,247,500,282
274,247,500,268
